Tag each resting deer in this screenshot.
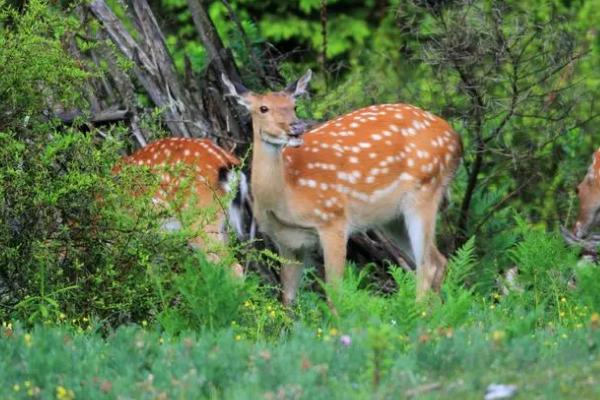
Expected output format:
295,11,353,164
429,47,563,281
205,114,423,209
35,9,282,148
574,148,600,239
115,137,250,277
222,71,462,304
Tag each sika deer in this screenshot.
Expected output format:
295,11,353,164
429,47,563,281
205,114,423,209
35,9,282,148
222,71,462,303
574,148,600,239
115,137,250,276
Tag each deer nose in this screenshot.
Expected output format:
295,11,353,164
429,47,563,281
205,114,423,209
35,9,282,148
289,120,307,137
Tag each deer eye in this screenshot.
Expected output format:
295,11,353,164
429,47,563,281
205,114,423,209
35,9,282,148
260,106,269,113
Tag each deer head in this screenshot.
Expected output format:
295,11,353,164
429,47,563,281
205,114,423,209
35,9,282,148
222,70,312,148
574,149,600,238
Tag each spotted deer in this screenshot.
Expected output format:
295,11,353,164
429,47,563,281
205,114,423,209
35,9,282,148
115,137,250,276
222,71,462,304
574,148,600,239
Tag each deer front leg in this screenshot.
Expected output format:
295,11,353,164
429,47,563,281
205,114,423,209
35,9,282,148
279,246,304,306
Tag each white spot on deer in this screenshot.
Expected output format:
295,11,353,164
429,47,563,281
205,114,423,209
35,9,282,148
164,149,171,157
349,156,359,164
306,179,317,188
153,153,159,160
383,130,392,137
407,127,416,136
379,160,388,167
369,153,377,159
389,124,400,132
312,148,319,153
366,176,375,183
350,122,359,128
394,113,404,119
298,178,307,186
371,134,382,140
321,143,329,149
399,172,413,181
407,158,415,167
320,183,329,190
184,149,191,156
352,146,361,153
416,150,429,159
359,142,371,148
307,163,315,169
385,140,393,146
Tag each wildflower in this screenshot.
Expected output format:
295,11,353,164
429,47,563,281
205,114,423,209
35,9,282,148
317,328,323,338
390,319,397,326
235,335,242,341
560,297,567,303
159,337,164,345
56,385,75,400
59,313,66,320
329,328,338,337
269,310,276,319
491,330,506,344
13,384,19,392
23,333,32,348
559,311,565,318
142,320,148,327
340,335,352,347
243,300,251,308
591,313,600,329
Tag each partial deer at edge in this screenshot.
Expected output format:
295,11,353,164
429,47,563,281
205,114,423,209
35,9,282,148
115,137,250,277
574,148,600,239
222,71,462,304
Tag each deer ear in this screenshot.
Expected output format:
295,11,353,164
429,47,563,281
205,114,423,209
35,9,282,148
285,69,312,98
221,74,252,109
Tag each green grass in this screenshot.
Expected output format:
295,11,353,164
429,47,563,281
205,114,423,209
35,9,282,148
4,230,600,399
2,316,600,399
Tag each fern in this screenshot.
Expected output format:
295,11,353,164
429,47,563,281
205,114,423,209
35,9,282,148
445,236,477,289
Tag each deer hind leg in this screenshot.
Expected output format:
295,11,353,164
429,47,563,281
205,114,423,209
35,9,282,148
318,221,348,313
431,246,448,291
189,210,244,279
404,190,445,300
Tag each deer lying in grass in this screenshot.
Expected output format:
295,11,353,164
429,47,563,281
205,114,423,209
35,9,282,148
222,71,462,304
115,137,250,277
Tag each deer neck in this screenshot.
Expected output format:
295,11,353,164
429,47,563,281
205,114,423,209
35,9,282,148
250,126,289,213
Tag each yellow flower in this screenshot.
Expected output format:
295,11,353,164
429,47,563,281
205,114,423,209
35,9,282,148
56,385,75,400
59,313,66,320
591,312,600,328
142,320,148,327
23,333,32,348
269,310,276,318
235,335,242,341
329,328,338,337
243,301,251,308
560,297,567,303
491,330,506,344
13,384,19,392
